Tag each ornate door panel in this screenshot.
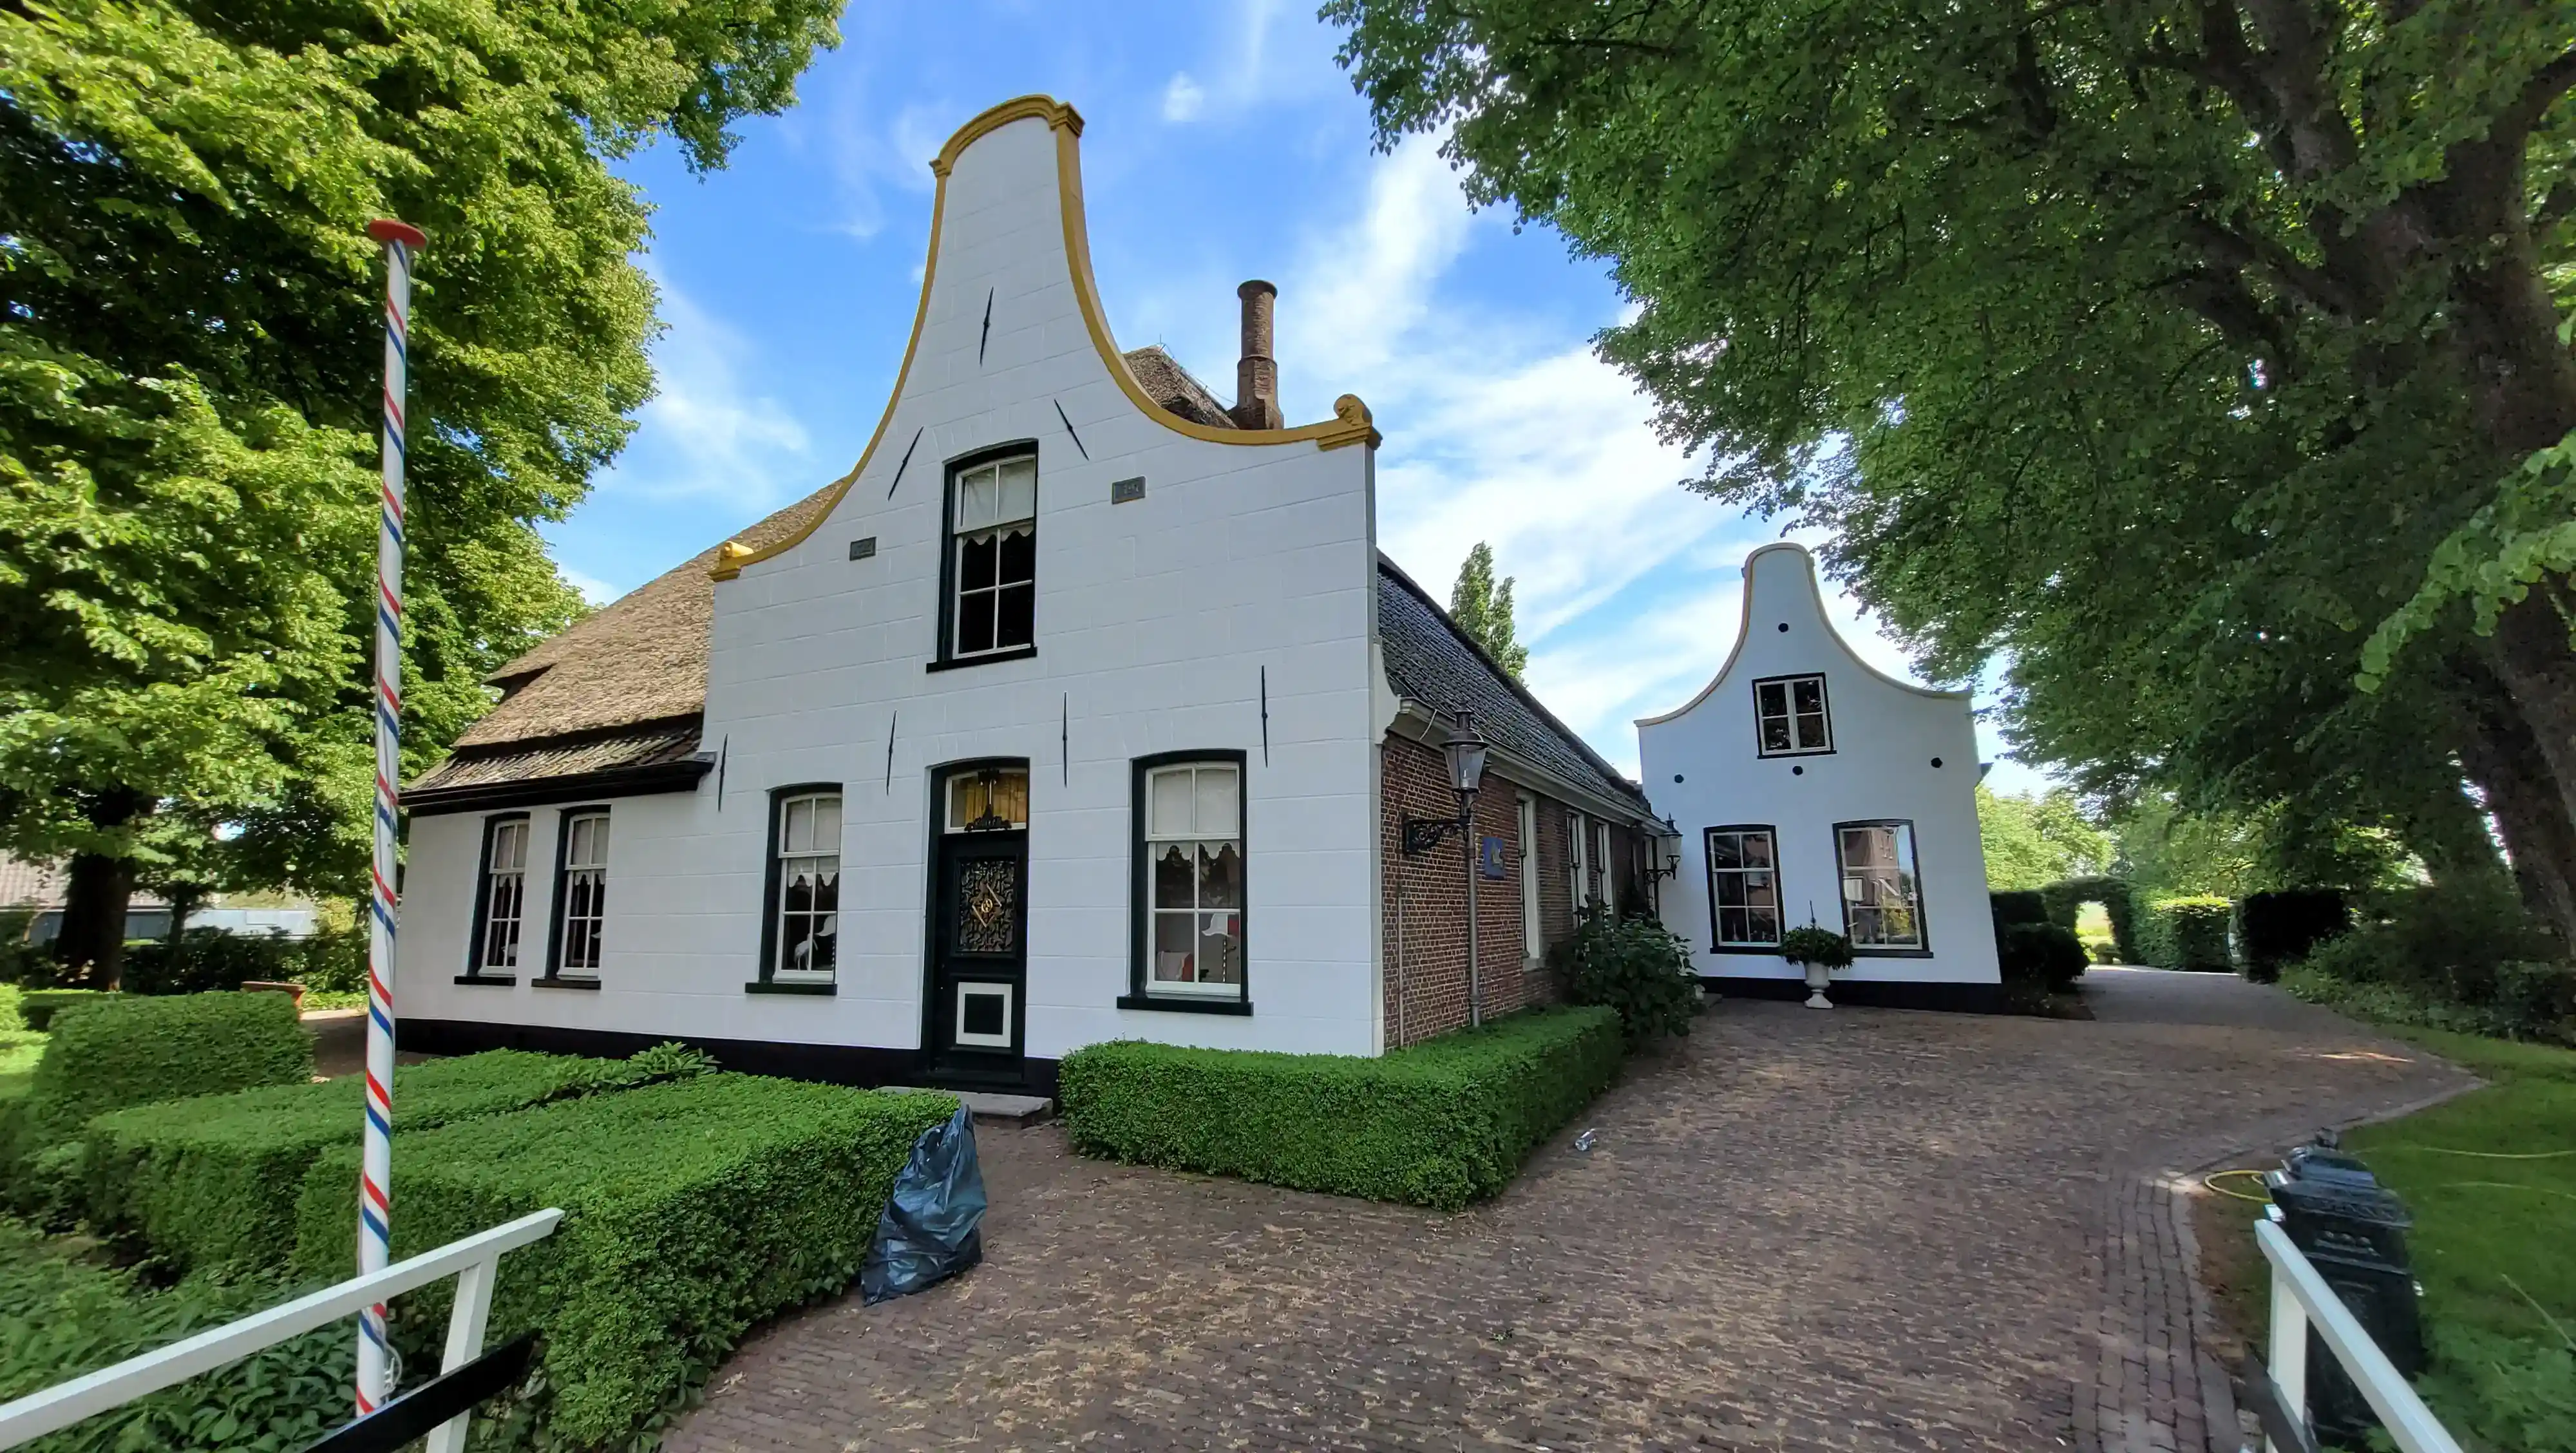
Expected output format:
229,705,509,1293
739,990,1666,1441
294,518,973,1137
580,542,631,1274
928,766,1029,1082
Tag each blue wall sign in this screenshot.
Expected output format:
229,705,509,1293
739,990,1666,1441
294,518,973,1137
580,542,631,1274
1479,835,1508,879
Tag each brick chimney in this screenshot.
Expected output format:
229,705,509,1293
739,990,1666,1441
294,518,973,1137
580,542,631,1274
1231,280,1282,430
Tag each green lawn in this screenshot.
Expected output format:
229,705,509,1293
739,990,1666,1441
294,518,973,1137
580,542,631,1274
0,1029,44,1101
2338,1028,2576,1450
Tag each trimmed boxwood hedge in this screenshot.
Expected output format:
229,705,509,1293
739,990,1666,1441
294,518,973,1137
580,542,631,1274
2137,895,2234,971
17,989,104,1033
19,992,311,1156
290,1074,958,1449
1057,1005,1624,1211
80,1049,696,1272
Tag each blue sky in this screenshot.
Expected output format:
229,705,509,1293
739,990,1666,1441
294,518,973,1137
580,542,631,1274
553,0,2044,792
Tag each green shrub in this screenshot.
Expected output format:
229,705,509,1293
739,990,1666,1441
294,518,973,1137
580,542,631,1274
19,990,102,1033
81,1047,709,1272
1059,1006,1623,1211
18,992,311,1158
283,918,368,995
1548,911,1698,1041
290,1074,957,1448
2043,876,2137,961
118,930,296,996
0,1219,348,1453
2136,895,2232,971
1779,924,1855,971
2235,889,2349,982
1998,922,2089,994
1988,889,2050,927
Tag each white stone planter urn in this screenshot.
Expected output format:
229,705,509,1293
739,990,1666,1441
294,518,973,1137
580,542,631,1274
1779,927,1854,1011
1801,961,1833,1009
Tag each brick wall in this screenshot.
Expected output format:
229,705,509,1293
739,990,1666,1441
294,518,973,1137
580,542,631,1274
1387,737,1644,1048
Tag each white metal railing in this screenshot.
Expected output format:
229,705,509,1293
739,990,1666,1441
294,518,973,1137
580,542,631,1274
2256,1217,2463,1453
0,1208,561,1453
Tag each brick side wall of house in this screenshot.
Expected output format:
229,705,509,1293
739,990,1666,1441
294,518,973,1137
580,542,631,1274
1379,737,1662,1049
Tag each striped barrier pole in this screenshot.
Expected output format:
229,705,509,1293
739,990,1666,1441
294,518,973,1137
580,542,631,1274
358,216,426,1417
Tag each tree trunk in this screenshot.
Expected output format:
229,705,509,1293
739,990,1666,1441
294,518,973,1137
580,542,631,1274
2398,774,2509,889
55,851,136,990
2457,691,2576,946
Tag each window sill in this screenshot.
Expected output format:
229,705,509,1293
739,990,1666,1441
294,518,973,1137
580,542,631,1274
531,975,600,990
1849,946,1935,959
1117,992,1251,1016
453,974,516,986
1711,944,1788,956
1755,747,1837,760
926,645,1037,674
745,980,837,996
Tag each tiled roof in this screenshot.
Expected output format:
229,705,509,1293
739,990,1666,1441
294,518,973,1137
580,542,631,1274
1374,556,1654,818
408,719,708,795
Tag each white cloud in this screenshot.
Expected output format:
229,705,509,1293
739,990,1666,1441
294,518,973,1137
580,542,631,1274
560,567,618,606
609,272,809,506
1161,72,1206,122
818,93,947,240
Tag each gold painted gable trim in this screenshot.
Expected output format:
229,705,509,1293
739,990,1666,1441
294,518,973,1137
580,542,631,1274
711,93,1377,583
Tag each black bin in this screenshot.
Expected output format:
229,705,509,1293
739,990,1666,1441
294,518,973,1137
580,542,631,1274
2264,1143,2422,1448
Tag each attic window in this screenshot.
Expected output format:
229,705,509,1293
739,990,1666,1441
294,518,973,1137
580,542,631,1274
1754,674,1832,755
949,453,1036,659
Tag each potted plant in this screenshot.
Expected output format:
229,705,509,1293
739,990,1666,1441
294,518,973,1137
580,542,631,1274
1780,924,1855,1009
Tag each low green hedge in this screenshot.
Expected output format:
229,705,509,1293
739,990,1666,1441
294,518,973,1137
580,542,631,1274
15,992,311,1168
81,1048,707,1272
290,1074,958,1448
18,990,104,1033
2136,895,2233,972
1058,1005,1624,1211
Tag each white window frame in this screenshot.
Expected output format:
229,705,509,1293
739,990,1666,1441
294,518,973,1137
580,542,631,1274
1518,792,1542,957
1836,819,1926,949
948,453,1037,660
474,817,529,974
1754,673,1833,756
1596,821,1616,916
1705,826,1784,949
553,810,610,978
770,790,842,982
1140,760,1245,1000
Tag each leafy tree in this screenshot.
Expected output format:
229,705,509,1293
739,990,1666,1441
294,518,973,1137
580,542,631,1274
1329,0,2576,940
0,0,840,983
1977,786,2110,891
1448,541,1529,679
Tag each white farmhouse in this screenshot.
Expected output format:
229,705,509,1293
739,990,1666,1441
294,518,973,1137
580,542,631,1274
395,97,1664,1095
1638,543,2002,1009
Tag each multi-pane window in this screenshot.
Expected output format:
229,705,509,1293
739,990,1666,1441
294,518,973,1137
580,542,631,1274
1518,793,1542,956
1142,761,1244,997
1705,826,1782,949
772,791,842,980
951,454,1036,658
1596,821,1616,916
1567,810,1590,912
475,817,529,973
946,768,1029,832
1837,821,1925,948
554,810,609,977
1754,674,1833,755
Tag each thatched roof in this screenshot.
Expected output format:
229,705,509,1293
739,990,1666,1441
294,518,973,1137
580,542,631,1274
410,350,1240,792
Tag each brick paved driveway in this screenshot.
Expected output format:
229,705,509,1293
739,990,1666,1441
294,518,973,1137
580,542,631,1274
668,971,2472,1453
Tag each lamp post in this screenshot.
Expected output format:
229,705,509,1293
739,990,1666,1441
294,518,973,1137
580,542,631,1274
1400,711,1490,1026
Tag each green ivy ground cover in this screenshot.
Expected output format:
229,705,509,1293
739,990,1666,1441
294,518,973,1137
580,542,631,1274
290,1074,958,1448
80,1049,694,1273
1059,1005,1625,1210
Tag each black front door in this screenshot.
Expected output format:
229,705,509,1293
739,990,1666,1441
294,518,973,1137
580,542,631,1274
928,815,1027,1085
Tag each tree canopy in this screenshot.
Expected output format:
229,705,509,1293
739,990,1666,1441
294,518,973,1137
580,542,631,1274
1976,786,2112,891
0,0,841,978
1329,0,2576,938
1449,541,1530,680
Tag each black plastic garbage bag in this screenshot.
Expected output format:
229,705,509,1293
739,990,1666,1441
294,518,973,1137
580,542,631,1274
860,1105,986,1304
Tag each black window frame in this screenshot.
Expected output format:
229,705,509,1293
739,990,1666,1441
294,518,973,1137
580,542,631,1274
752,783,845,993
1119,749,1253,1015
929,441,1041,672
1752,672,1835,757
460,812,530,985
1832,817,1933,956
1703,823,1786,953
539,804,612,985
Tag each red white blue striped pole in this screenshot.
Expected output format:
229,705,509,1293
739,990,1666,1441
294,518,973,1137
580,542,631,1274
358,216,426,1417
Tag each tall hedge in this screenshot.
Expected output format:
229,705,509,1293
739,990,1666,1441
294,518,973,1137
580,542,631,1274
1989,889,2050,927
290,1075,957,1448
2237,890,2351,982
1059,1005,1624,1210
19,992,311,1152
81,1049,697,1272
2136,895,2234,972
2040,876,2137,962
